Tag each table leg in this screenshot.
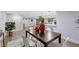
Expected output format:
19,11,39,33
26,31,27,38
44,44,48,47
3,33,5,47
59,34,61,43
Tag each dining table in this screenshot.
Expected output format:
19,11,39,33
26,27,61,47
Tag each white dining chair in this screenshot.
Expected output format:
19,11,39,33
45,26,52,32
22,35,37,47
28,27,38,46
48,37,70,47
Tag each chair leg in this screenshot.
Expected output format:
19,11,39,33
35,43,37,47
23,45,25,47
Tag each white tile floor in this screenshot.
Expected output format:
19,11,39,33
0,30,79,47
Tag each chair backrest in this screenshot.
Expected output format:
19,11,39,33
62,37,70,47
45,26,53,32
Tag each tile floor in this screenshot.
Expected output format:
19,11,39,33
0,30,79,47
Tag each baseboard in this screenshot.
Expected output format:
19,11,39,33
68,39,79,45
62,36,79,45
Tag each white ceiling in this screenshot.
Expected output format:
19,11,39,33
6,11,56,18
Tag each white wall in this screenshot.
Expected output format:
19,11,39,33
0,11,6,32
56,11,79,44
7,14,23,31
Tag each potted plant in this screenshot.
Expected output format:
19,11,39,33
35,16,45,33
5,22,15,36
39,16,44,22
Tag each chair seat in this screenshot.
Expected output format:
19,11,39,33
48,42,62,47
27,39,36,47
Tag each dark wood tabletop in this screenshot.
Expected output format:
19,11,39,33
26,28,61,47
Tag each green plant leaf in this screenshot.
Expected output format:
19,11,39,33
5,22,15,32
39,16,44,22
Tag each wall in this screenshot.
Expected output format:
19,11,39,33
0,11,6,32
56,11,79,44
6,14,23,31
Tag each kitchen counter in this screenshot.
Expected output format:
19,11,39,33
45,24,56,28
45,24,57,32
